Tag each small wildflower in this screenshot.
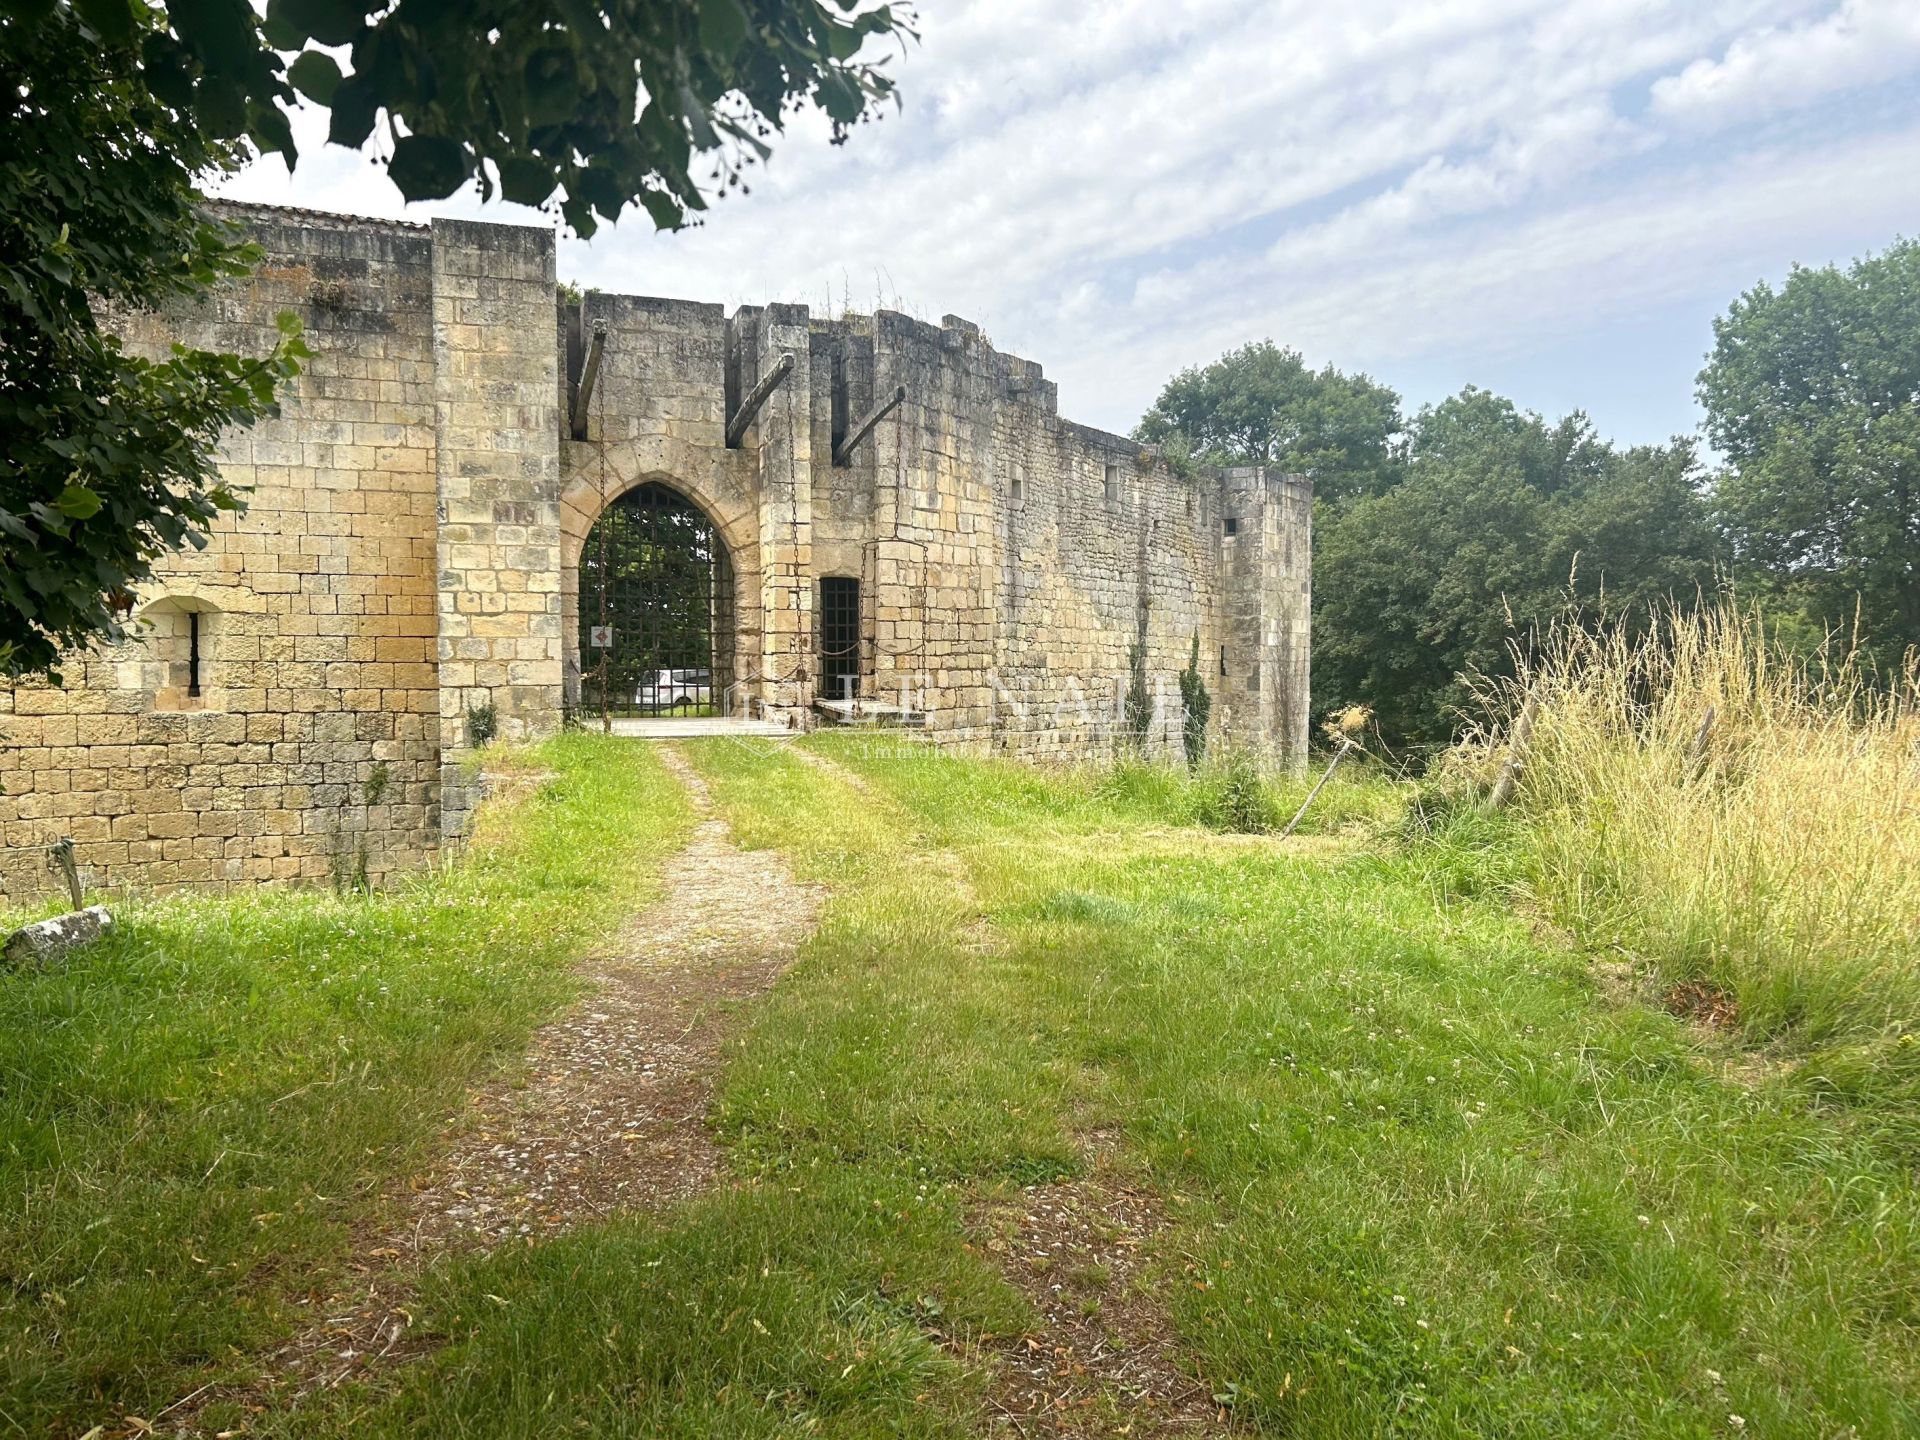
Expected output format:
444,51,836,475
1392,1294,1407,1307
1728,1415,1745,1431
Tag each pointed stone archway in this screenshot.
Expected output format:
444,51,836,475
559,437,769,720
570,481,735,719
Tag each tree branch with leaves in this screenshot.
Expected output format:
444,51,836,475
1,0,912,679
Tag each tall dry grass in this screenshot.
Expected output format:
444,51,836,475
1462,604,1920,1048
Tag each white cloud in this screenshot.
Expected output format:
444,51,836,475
1091,124,1920,408
220,0,1920,440
1652,0,1920,128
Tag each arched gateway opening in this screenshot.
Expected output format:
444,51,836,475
576,482,736,718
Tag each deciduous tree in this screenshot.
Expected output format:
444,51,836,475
1,0,910,678
1700,240,1920,661
1313,395,1717,749
1134,340,1403,503
1,9,306,680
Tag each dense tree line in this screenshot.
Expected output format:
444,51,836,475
1137,239,1920,751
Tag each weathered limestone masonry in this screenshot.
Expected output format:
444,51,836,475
2,207,443,899
0,204,1309,899
430,219,564,834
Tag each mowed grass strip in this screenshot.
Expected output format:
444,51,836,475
0,733,691,1434
66,734,1916,1438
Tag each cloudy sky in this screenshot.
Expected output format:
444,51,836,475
221,0,1920,445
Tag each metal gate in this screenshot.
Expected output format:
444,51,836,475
579,482,733,717
819,575,861,701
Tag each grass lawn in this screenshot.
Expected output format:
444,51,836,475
0,734,692,1436
293,734,1915,1438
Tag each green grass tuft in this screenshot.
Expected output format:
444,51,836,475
289,1173,1017,1439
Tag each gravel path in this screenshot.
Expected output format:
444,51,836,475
185,744,823,1419
409,744,824,1244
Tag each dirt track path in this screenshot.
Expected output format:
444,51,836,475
178,740,1221,1435
195,744,824,1415
406,744,824,1245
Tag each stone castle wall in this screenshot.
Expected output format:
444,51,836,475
1,210,442,898
0,205,1309,900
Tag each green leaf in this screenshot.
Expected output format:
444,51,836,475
52,484,104,520
28,503,72,538
72,0,136,46
816,71,864,125
287,50,343,105
249,98,297,159
698,0,747,58
261,10,304,48
825,17,866,62
498,158,557,207
270,0,365,48
560,196,598,239
679,83,719,150
327,75,378,146
637,187,683,230
174,0,264,72
387,134,470,200
195,75,248,138
522,47,579,129
141,34,196,109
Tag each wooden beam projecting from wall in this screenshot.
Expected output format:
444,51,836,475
569,320,609,440
725,352,797,448
833,385,907,467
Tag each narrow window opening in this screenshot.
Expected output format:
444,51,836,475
1219,645,1228,678
1010,463,1024,502
1103,462,1119,503
1223,516,1239,537
148,598,217,711
830,343,849,457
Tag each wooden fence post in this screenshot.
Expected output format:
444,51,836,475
1685,705,1716,780
1487,692,1539,811
1280,738,1357,839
